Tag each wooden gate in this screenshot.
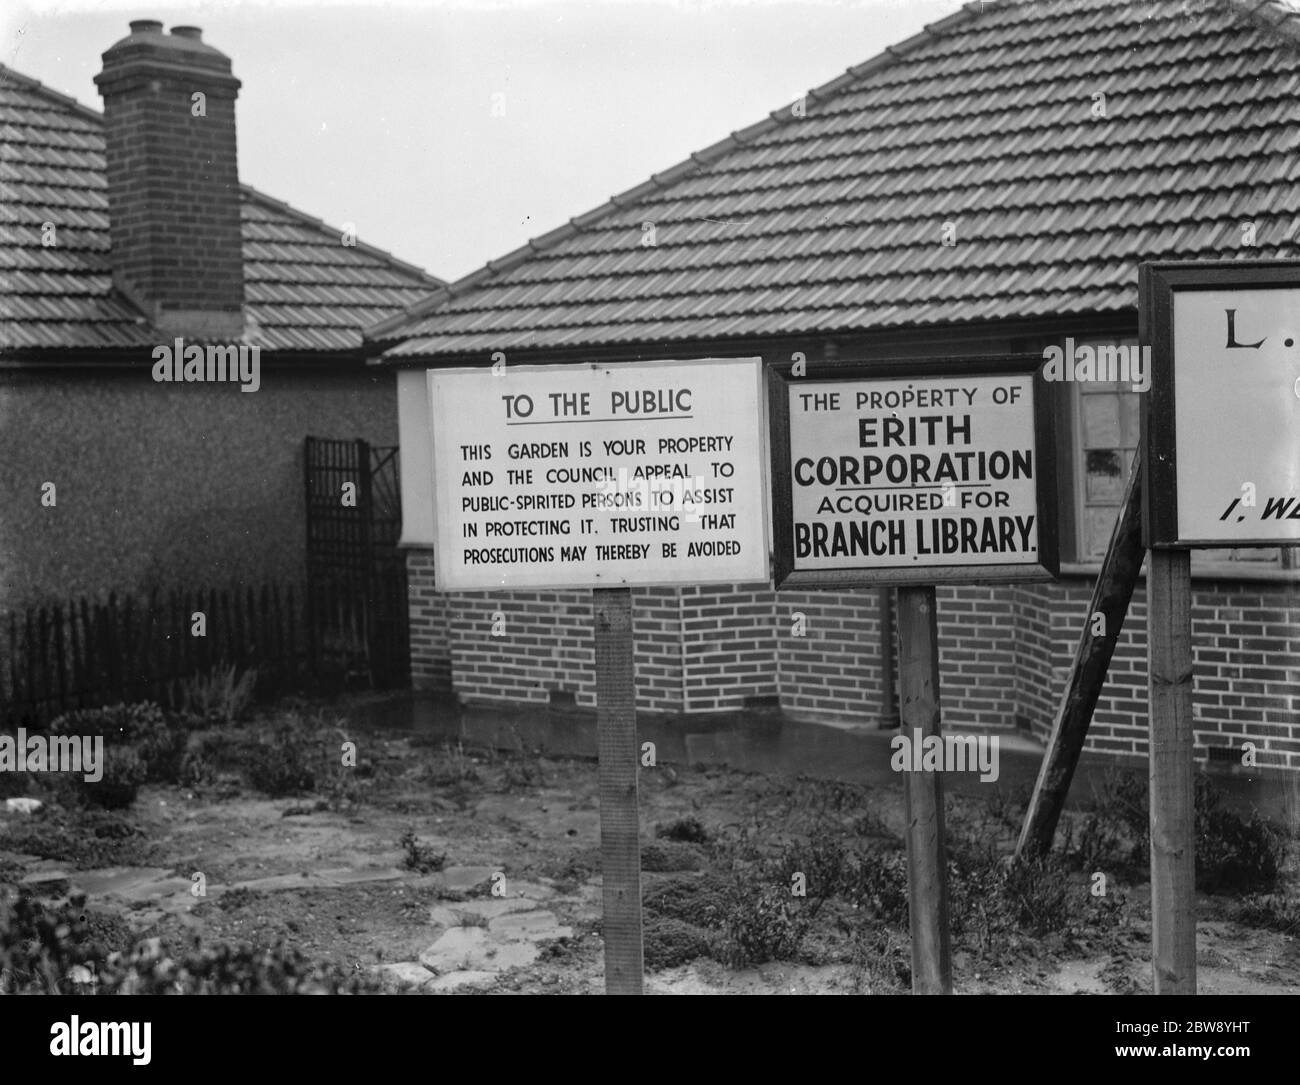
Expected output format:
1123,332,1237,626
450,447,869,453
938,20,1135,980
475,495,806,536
304,436,409,689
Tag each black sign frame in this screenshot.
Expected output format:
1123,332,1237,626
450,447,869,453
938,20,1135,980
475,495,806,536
1140,260,1300,550
768,354,1059,589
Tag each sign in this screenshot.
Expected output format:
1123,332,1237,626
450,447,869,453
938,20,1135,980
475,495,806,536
428,358,768,590
1141,260,1300,548
768,357,1057,587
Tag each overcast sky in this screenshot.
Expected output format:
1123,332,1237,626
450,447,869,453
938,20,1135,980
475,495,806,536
3,0,957,282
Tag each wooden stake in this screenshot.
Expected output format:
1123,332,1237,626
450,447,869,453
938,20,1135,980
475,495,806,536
1016,452,1145,861
896,585,952,995
1147,548,1196,994
593,587,643,994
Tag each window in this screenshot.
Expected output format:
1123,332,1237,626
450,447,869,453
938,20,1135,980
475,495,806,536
1066,336,1286,569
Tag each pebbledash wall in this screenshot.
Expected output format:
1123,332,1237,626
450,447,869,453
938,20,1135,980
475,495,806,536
399,337,1300,774
0,364,397,615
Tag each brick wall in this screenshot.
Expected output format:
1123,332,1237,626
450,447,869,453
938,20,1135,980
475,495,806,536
935,584,1019,732
680,586,778,712
407,552,687,709
405,556,1300,770
776,589,886,722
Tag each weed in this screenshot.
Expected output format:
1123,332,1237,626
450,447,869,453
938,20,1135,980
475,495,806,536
1001,854,1070,937
398,829,447,874
176,664,258,724
641,841,703,873
1232,893,1300,935
842,847,910,926
423,740,481,786
655,816,710,845
848,926,911,993
499,755,542,792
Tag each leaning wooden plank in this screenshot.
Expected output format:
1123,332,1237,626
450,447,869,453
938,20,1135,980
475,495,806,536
1015,450,1145,861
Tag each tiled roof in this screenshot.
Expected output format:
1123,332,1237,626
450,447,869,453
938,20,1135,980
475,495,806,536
370,0,1300,362
0,64,443,355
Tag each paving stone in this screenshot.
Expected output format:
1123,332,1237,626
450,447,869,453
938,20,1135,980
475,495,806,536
18,870,71,895
74,867,189,901
451,897,543,921
489,909,571,943
317,867,407,887
427,905,463,928
419,926,540,973
425,970,498,992
501,879,557,902
438,866,498,891
374,962,436,990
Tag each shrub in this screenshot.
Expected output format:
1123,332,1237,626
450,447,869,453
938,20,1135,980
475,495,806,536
0,891,384,994
642,874,730,931
1072,769,1287,893
48,702,185,786
718,877,808,967
82,748,147,810
1194,775,1285,893
643,916,714,971
246,716,317,797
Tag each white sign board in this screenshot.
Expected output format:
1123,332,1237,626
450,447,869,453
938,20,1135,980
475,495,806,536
1172,288,1300,544
774,367,1056,586
428,359,769,590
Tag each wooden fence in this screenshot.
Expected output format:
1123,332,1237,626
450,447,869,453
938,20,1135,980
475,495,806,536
0,580,378,729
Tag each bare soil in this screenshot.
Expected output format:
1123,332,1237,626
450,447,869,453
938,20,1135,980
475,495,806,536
2,713,1297,995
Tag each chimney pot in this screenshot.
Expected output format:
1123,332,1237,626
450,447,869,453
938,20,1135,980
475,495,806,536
128,19,164,34
171,26,203,40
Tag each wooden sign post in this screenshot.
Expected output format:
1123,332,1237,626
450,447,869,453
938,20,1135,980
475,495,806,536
1140,260,1300,994
897,585,952,994
593,586,642,993
769,355,1057,994
425,357,769,994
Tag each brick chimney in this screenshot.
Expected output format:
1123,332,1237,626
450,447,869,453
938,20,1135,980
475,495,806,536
95,20,244,338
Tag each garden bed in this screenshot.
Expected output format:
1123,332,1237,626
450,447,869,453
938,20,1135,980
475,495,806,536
1,699,1297,994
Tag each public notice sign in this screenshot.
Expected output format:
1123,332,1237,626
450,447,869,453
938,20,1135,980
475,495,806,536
428,358,769,591
768,357,1058,587
1141,261,1300,548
